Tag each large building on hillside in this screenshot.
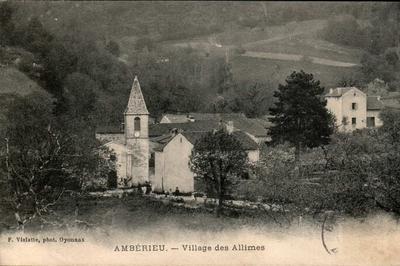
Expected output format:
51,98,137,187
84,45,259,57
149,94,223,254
96,77,271,191
325,87,384,131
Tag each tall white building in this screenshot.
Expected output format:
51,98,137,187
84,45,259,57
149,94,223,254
325,87,383,132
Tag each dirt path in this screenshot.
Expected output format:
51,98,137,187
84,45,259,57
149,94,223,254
242,29,319,50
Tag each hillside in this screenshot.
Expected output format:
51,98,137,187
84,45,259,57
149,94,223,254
0,66,47,96
3,1,380,119
161,18,363,89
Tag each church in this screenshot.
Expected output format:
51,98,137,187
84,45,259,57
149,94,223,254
96,77,269,192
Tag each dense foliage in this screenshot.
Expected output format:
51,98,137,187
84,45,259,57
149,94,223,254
189,129,248,216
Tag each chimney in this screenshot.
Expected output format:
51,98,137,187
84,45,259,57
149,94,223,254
226,121,234,135
170,128,178,137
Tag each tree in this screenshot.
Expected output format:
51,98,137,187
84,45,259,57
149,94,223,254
0,1,15,46
0,92,114,229
217,61,235,94
105,40,120,57
189,129,248,216
372,108,400,214
23,17,53,57
62,72,98,121
269,71,334,162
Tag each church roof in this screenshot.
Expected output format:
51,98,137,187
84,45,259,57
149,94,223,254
125,76,149,115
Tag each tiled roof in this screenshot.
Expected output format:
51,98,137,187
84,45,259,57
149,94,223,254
367,96,384,110
125,76,149,115
325,87,356,97
232,131,259,150
180,131,259,151
381,92,400,109
230,117,271,137
161,112,245,123
149,120,221,137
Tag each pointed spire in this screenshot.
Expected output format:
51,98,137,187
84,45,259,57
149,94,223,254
125,76,149,115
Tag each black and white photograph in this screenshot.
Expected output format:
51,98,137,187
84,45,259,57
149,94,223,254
0,1,400,265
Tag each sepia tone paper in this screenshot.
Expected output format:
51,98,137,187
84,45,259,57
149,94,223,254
1,1,400,265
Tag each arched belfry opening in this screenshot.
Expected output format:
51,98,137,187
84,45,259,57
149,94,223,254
134,117,141,132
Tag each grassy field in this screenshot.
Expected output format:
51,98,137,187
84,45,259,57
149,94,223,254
246,35,362,64
0,192,307,234
231,56,361,89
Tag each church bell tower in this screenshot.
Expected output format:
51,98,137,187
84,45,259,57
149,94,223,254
124,76,149,186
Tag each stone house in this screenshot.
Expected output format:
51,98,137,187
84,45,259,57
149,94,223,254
151,130,259,193
325,87,384,131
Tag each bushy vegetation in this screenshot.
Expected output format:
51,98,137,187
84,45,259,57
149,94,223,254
0,93,114,229
236,108,400,217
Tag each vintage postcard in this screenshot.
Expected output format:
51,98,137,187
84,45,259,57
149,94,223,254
1,1,400,265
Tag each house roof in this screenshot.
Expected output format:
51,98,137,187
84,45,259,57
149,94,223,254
325,87,361,97
97,116,272,138
232,131,259,150
229,117,271,137
160,112,245,123
367,96,384,110
381,92,400,109
125,76,149,115
149,120,221,137
180,131,259,151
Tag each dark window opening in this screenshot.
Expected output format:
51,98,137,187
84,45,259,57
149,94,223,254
149,152,155,168
352,117,356,125
134,117,141,132
352,102,357,110
367,117,376,127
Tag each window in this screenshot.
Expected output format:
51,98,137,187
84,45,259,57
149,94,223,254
352,117,356,125
134,117,141,131
352,103,357,110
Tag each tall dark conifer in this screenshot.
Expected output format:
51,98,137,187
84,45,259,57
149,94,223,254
269,71,334,162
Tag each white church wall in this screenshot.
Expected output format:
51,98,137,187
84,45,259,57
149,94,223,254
104,142,128,187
